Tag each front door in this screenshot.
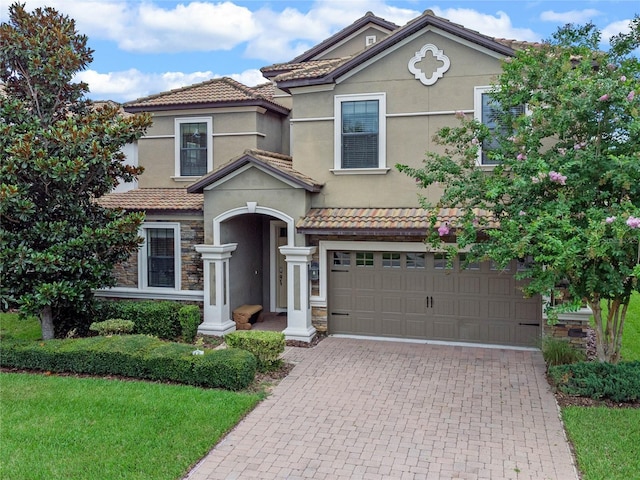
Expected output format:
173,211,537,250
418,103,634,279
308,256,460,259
273,222,288,311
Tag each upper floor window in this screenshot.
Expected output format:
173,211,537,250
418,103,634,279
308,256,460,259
474,87,524,166
175,117,212,177
333,93,387,173
139,222,181,289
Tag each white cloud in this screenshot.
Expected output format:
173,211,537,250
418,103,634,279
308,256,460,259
429,7,540,41
18,0,258,54
75,68,268,102
601,19,633,44
540,9,602,24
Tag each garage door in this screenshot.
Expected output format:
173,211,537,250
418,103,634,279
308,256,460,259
328,251,541,347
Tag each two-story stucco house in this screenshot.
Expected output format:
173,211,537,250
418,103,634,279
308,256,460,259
99,10,550,346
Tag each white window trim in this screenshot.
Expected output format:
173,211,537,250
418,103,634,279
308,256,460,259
333,92,387,172
139,222,181,291
174,117,213,178
474,86,492,167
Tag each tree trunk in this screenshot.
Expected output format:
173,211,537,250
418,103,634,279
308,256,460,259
590,296,627,364
40,305,55,340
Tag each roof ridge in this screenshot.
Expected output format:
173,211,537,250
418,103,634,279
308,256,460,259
245,148,292,162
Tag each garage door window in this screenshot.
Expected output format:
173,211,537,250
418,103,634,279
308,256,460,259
382,253,401,268
459,253,480,270
333,251,351,266
406,253,425,269
356,252,374,267
434,253,451,270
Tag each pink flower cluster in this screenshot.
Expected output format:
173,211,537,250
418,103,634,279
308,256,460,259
516,153,527,161
548,171,567,185
626,216,640,229
605,216,616,224
629,91,636,101
438,223,450,236
574,141,587,150
599,94,610,102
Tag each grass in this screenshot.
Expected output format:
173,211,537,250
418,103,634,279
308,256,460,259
0,372,260,480
562,407,640,480
0,312,41,341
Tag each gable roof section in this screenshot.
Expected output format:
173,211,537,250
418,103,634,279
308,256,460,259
289,11,399,64
266,10,540,92
123,77,290,115
187,149,323,194
97,188,203,214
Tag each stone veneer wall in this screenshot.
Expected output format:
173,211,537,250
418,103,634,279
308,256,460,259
306,234,428,334
543,309,592,351
113,219,204,292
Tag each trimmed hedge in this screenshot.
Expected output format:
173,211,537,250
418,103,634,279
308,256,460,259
179,305,201,343
225,330,285,372
95,301,201,342
0,335,256,391
89,319,135,336
548,360,640,403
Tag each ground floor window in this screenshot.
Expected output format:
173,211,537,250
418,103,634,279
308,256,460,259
140,223,181,289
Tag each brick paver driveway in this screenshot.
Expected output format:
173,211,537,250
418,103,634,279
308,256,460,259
187,338,578,480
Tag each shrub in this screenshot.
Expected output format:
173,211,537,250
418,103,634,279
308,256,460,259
225,330,285,372
548,361,640,402
95,300,182,340
0,335,257,391
89,319,135,336
179,305,201,343
541,336,586,366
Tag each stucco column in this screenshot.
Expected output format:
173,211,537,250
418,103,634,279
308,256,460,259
279,246,317,342
195,244,237,336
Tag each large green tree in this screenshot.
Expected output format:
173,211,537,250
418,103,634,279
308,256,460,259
398,19,640,363
0,3,151,339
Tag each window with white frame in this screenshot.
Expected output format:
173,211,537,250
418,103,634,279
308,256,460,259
140,223,181,289
474,87,525,165
175,117,212,177
334,93,386,172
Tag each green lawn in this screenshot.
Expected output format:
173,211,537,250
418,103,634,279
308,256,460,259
0,312,41,341
562,406,640,480
0,372,260,480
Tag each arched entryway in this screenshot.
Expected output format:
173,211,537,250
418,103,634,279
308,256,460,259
196,203,316,342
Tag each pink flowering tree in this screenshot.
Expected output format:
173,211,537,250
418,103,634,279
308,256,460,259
398,20,640,363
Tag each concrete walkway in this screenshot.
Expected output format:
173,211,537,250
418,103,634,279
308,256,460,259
186,337,578,480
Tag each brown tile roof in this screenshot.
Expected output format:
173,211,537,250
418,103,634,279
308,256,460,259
123,77,289,114
261,57,351,82
188,149,323,194
97,188,203,213
296,207,497,234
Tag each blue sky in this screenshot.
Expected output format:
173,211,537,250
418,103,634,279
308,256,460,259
6,0,638,102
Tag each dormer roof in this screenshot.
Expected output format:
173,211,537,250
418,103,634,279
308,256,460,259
187,149,323,194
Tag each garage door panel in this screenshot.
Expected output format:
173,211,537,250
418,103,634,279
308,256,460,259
459,277,482,295
459,321,482,342
353,278,376,291
433,320,457,340
353,314,380,335
458,298,482,318
433,276,456,293
433,297,456,316
405,273,431,293
354,295,377,312
515,301,540,321
488,277,513,296
381,295,403,314
381,273,403,291
488,300,511,319
331,293,352,311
